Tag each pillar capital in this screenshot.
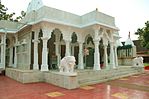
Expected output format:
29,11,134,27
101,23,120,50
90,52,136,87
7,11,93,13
32,28,40,34
41,37,49,41
103,44,108,47
78,41,84,44
42,28,51,39
110,41,114,46
64,38,71,43
93,40,100,45
32,39,39,43
32,24,40,31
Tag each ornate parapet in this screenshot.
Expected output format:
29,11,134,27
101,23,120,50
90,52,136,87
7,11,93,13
117,45,137,66
45,71,78,89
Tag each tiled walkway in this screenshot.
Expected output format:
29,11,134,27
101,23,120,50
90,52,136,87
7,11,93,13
0,71,149,99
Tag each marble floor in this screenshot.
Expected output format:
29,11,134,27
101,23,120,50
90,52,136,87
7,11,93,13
0,71,149,99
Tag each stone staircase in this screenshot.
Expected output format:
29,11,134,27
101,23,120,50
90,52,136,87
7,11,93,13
77,66,144,86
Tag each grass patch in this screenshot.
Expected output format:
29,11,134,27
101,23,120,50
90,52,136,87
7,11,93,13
144,63,149,67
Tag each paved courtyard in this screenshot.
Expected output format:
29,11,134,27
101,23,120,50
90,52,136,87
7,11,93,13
0,71,149,99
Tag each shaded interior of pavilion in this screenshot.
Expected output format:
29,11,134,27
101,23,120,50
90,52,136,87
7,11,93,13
29,28,111,70
3,28,113,71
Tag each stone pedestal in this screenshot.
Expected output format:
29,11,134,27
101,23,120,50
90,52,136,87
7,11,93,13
44,71,78,89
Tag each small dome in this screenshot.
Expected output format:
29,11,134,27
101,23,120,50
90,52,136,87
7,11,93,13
125,38,134,46
124,32,134,46
26,0,43,13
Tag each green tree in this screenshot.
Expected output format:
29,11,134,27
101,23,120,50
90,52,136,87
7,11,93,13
15,11,26,22
0,1,25,22
135,21,149,49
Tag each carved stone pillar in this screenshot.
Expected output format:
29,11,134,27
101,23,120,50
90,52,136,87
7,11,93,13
110,42,116,68
32,29,39,70
93,40,101,70
9,47,13,67
65,40,71,56
14,35,18,68
33,39,39,70
78,42,84,69
55,43,60,66
0,34,6,69
71,45,74,56
54,32,61,67
114,46,118,67
41,37,49,71
0,36,3,65
104,45,109,69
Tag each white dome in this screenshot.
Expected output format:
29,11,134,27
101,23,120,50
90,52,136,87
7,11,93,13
125,38,134,46
27,0,44,13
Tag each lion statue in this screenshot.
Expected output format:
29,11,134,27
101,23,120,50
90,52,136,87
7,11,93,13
133,56,144,67
59,56,76,73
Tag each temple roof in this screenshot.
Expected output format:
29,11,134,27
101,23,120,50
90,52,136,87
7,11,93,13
0,0,119,33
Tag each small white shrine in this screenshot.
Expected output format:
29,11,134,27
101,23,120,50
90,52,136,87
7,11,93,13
0,0,144,89
117,32,137,66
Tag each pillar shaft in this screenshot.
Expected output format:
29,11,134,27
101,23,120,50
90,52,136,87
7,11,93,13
55,42,60,66
1,34,6,69
9,47,13,67
65,40,70,56
41,37,49,71
33,40,39,70
14,39,17,68
93,41,101,70
110,42,116,68
114,46,118,67
104,45,108,69
78,42,84,69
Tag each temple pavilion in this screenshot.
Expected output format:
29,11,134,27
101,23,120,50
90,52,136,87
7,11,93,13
0,0,121,71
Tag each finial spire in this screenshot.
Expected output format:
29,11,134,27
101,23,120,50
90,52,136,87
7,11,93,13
128,31,130,38
96,8,98,11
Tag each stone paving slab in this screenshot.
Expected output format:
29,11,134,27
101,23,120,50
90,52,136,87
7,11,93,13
0,71,149,99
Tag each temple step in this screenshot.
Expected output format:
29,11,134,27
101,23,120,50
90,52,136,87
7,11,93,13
77,66,144,86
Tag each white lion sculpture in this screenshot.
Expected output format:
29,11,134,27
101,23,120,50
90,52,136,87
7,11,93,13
59,56,76,73
133,56,144,67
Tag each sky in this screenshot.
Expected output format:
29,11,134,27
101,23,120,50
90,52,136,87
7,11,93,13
1,0,149,41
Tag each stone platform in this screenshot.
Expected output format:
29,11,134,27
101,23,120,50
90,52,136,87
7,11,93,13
5,66,144,89
6,68,43,83
5,68,78,89
77,66,144,86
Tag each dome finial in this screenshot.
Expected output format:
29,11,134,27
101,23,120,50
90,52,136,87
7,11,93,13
96,8,98,11
128,31,130,38
125,31,134,46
